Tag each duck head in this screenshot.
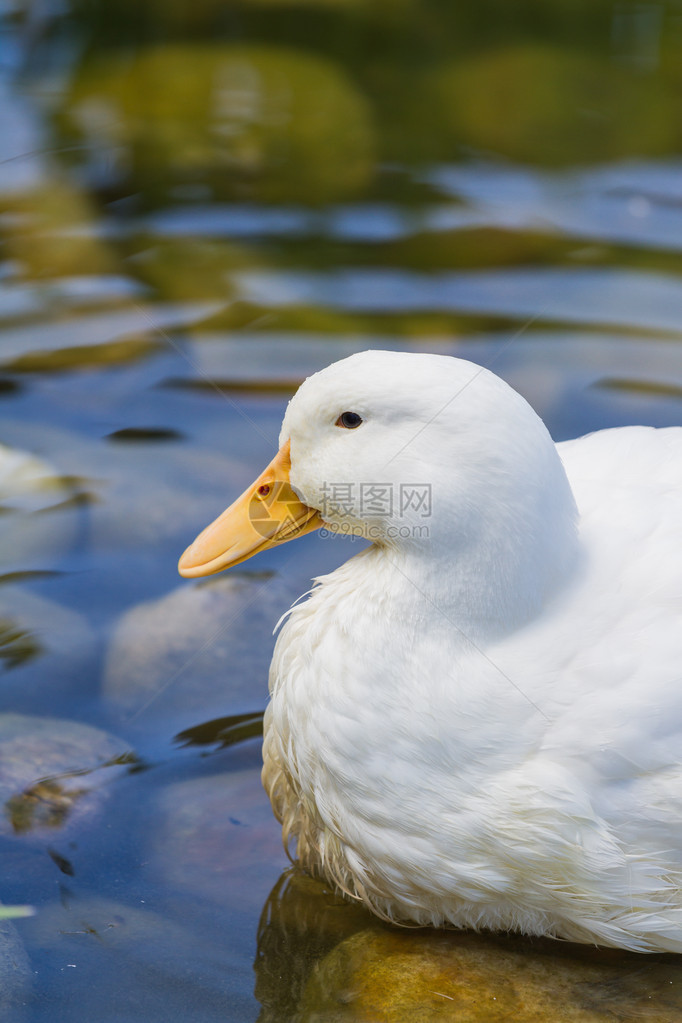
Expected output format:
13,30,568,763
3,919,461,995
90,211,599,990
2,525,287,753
179,351,578,626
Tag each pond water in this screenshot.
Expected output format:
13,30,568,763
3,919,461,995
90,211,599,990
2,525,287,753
2,0,682,1020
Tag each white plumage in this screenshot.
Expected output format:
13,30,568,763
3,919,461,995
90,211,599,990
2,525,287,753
185,349,682,951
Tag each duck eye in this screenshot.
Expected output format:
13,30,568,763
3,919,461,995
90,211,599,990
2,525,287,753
336,411,363,430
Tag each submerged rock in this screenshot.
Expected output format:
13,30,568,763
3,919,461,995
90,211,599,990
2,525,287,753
0,917,31,1020
102,573,292,724
0,441,81,572
22,894,205,968
295,928,682,1023
253,871,682,1023
255,869,373,1021
0,419,239,557
0,714,134,842
0,588,96,715
144,764,283,914
19,895,235,1020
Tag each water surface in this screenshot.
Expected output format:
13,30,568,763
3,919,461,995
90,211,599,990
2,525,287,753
2,1,682,1019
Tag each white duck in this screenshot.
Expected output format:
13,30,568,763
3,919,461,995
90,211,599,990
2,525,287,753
179,350,682,953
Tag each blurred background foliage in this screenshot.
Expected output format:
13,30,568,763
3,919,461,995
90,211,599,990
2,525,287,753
8,0,682,206
4,0,682,339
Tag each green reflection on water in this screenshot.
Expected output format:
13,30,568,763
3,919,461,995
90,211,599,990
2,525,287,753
36,0,682,197
0,619,43,671
58,44,375,205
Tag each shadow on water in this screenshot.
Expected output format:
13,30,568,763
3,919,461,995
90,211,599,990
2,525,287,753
174,711,265,752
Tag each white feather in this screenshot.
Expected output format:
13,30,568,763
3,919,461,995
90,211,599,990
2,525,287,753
261,350,682,951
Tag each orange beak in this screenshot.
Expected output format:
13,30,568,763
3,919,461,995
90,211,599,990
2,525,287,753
178,440,322,578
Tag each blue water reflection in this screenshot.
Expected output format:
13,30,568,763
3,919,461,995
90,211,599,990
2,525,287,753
1,0,682,1019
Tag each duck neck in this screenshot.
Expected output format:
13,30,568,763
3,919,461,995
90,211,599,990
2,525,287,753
363,471,580,643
